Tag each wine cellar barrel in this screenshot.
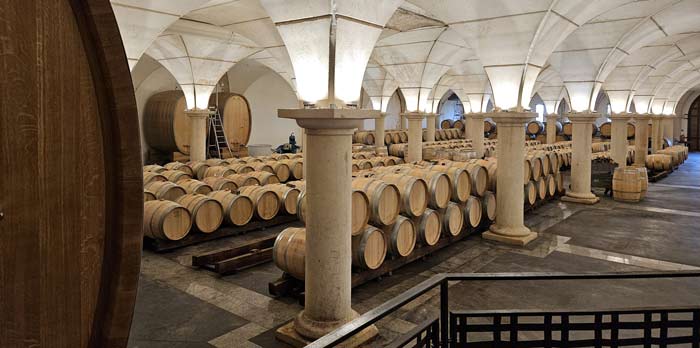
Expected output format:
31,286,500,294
266,184,301,215
238,185,280,220
143,200,192,241
202,176,238,191
145,181,187,201
209,93,252,146
178,179,214,195
524,181,537,206
164,162,194,176
144,90,192,154
599,122,612,137
352,226,388,270
462,196,483,228
429,165,472,203
484,119,497,134
352,178,401,226
612,167,644,202
413,208,442,246
0,1,144,346
144,171,168,185
526,120,545,135
382,216,417,257
226,174,260,187
207,190,254,226
176,194,224,233
273,227,306,280
481,191,497,222
440,202,464,237
373,173,428,217
441,119,453,129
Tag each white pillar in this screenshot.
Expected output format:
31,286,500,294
425,113,436,143
466,113,485,158
278,109,377,346
482,111,538,246
610,113,631,167
634,114,650,167
403,112,425,162
651,115,663,152
562,113,600,205
186,110,209,162
546,114,558,144
375,113,387,155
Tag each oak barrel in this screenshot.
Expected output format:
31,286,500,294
428,165,472,203
481,191,497,221
144,164,166,173
144,171,168,185
145,181,187,201
229,163,255,174
204,166,236,178
613,167,644,202
209,93,252,146
373,172,428,217
202,176,238,191
382,216,417,257
143,90,192,154
413,208,441,246
524,181,537,206
178,179,214,195
398,168,452,209
352,178,400,226
164,162,194,176
273,227,306,280
238,185,280,220
176,194,224,233
352,226,387,270
536,176,547,200
526,120,545,135
441,119,453,129
440,202,464,237
189,162,211,179
462,196,483,228
266,161,291,182
266,184,301,215
226,173,261,187
207,190,254,226
144,190,157,202
162,169,192,183
143,200,192,241
249,171,280,185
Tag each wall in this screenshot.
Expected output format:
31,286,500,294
385,92,403,130
243,71,301,147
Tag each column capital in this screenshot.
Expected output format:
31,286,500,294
545,113,558,120
631,113,651,122
609,112,633,121
379,112,388,118
484,111,536,125
400,112,427,120
565,112,600,123
650,114,665,121
185,109,211,118
279,108,378,129
424,113,437,119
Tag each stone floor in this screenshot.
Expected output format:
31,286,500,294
128,153,700,348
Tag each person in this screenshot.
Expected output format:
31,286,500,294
289,132,296,147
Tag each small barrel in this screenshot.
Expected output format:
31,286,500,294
229,163,255,174
373,173,428,217
238,185,280,220
188,162,211,179
638,166,648,198
295,190,370,235
645,154,672,171
143,200,192,241
481,191,497,222
266,161,291,182
281,159,304,180
202,176,238,191
440,119,453,129
144,190,157,202
204,166,236,178
399,131,408,143
352,178,400,226
484,120,497,133
143,164,166,173
555,172,565,194
562,122,573,136
178,179,213,195
397,168,451,209
428,165,472,203
273,227,306,280
453,119,464,130
164,162,194,176
599,122,612,138
204,159,227,166
248,171,280,185
526,121,545,135
240,156,263,163
463,162,488,197
627,122,636,138
413,208,441,246
526,155,542,181
462,196,483,228
250,163,274,174
145,181,187,201
536,176,547,200
144,171,168,185
162,169,192,183
266,184,301,215
524,181,537,206
613,167,643,202
352,226,387,270
226,174,260,187
353,131,376,145
381,216,416,258
176,193,224,233
440,202,464,237
546,175,556,197
207,190,254,226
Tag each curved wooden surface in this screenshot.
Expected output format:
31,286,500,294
0,1,142,347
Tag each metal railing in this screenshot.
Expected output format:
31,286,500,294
306,271,700,348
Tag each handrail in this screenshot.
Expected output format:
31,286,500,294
306,270,700,348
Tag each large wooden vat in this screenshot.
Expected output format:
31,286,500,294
209,93,252,146
0,1,142,347
143,91,192,154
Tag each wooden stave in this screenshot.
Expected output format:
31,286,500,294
164,162,194,176
462,196,483,228
273,227,306,280
352,226,387,270
176,194,224,233
481,191,497,222
524,181,537,206
439,202,464,237
208,93,252,146
238,185,280,220
207,190,254,227
381,216,417,257
202,176,238,191
143,90,190,154
372,173,428,217
143,200,192,241
351,178,400,226
226,174,261,187
412,208,442,246
144,181,187,201
178,179,214,195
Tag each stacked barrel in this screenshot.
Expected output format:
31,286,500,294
647,145,689,171
352,152,405,171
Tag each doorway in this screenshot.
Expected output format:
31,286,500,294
689,95,700,151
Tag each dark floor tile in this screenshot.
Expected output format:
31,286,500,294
128,340,215,348
128,275,248,345
249,322,295,348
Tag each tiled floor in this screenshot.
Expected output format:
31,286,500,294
129,153,700,348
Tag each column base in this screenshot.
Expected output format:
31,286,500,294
482,224,538,246
276,310,378,348
562,191,600,205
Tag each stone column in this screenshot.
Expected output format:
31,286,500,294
663,115,674,141
546,114,558,144
609,113,631,167
562,113,600,205
482,111,538,246
633,114,651,167
186,110,210,162
374,112,387,155
651,115,663,152
402,112,425,162
278,108,377,347
466,113,486,158
425,113,436,143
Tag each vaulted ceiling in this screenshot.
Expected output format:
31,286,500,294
112,0,700,114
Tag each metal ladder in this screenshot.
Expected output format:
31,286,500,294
207,107,233,159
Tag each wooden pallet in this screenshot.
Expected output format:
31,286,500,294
192,235,277,275
648,170,671,182
144,214,297,252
